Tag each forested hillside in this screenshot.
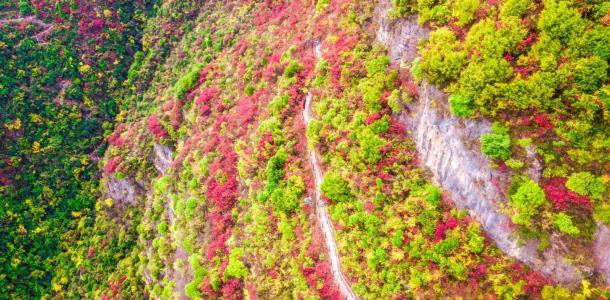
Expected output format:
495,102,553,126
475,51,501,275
0,0,159,297
0,0,608,299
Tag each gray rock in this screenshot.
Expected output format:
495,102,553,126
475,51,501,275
105,176,141,205
595,223,610,285
374,0,605,285
152,143,173,175
525,145,543,182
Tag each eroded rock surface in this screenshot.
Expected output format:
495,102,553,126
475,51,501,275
374,0,599,285
152,143,173,175
595,224,610,285
105,176,142,206
401,82,587,284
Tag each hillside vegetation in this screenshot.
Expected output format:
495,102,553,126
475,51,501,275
0,0,608,299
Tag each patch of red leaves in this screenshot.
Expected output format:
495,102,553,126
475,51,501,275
434,217,459,242
543,177,592,211
147,115,168,142
103,156,121,176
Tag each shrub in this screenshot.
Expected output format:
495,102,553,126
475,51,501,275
510,178,547,226
565,172,606,200
552,213,580,236
321,172,353,203
147,115,169,142
543,177,592,211
481,124,511,160
422,28,467,84
451,0,479,26
594,204,610,226
157,221,169,235
224,248,248,279
284,61,302,78
537,0,585,43
410,58,424,82
103,156,121,176
175,64,203,98
449,93,474,117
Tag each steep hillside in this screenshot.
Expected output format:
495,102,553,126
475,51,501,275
0,1,157,298
1,0,609,299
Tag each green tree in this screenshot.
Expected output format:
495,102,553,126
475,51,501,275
422,28,467,84
566,172,606,200
284,60,302,78
509,178,547,226
451,0,479,26
537,0,585,43
499,0,532,19
572,56,608,93
449,93,474,117
224,248,249,279
175,64,203,98
480,125,512,160
553,213,580,236
321,172,353,203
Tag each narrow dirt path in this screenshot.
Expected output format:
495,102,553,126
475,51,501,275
0,15,55,42
303,42,358,300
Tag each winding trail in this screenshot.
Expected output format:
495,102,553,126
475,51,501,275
0,16,54,42
303,42,358,300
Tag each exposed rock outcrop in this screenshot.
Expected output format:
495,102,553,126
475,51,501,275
373,0,607,285
401,81,587,284
105,176,142,206
595,224,610,285
152,143,173,175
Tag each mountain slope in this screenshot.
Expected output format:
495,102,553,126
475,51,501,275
1,0,609,299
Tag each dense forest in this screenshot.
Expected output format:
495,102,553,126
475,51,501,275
0,0,608,299
0,0,159,297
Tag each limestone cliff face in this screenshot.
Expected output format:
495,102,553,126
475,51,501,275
373,0,610,285
399,81,586,284
595,223,610,285
152,143,173,175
